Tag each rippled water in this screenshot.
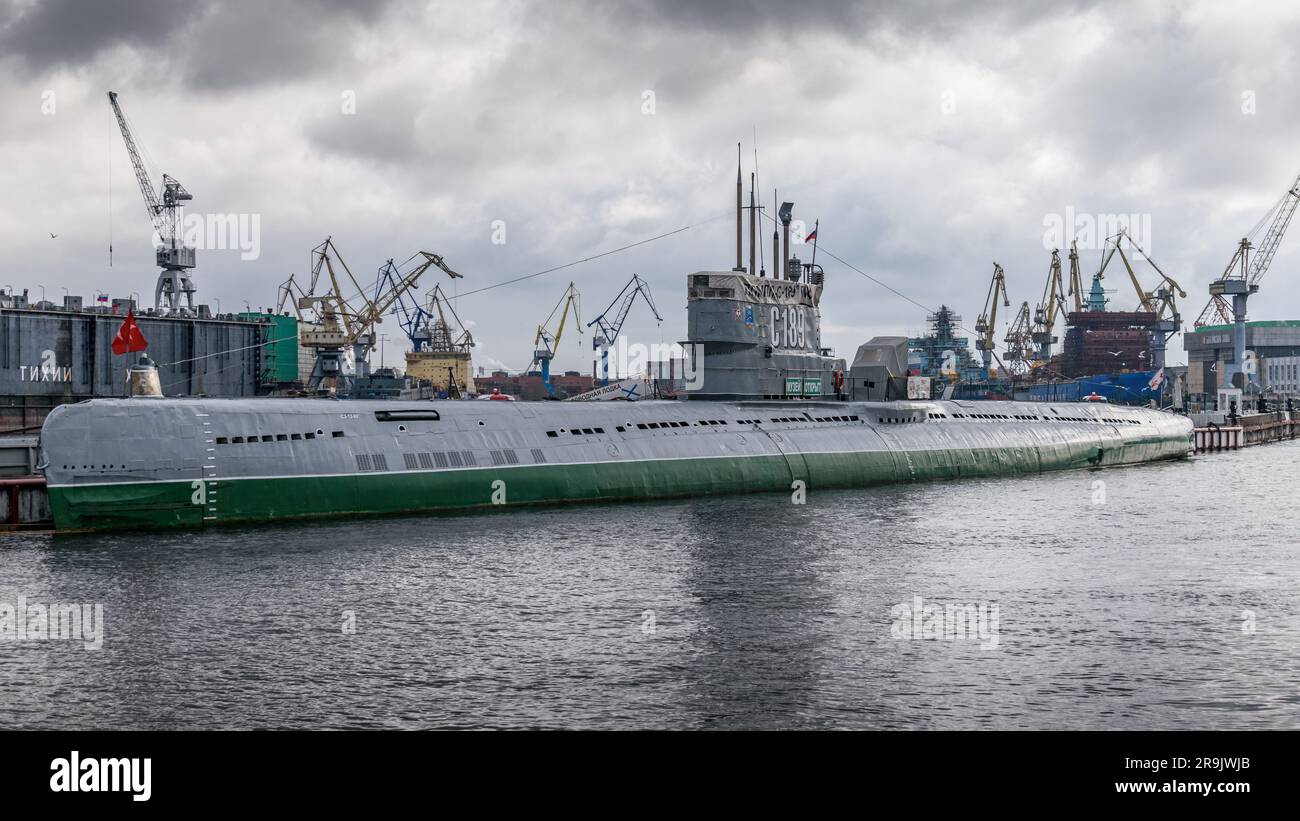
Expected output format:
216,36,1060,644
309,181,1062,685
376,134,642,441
3,442,1299,729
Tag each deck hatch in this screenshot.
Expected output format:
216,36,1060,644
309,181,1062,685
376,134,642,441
374,409,441,422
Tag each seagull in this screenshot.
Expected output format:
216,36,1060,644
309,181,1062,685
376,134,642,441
48,232,57,238
1108,350,1123,356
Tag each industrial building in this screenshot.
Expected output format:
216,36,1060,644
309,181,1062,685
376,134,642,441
1185,320,1300,408
0,293,285,432
475,370,594,401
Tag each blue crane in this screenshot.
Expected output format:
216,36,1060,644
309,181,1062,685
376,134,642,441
377,253,463,351
587,274,663,386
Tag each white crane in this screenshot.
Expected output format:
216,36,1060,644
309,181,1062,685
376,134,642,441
107,91,197,314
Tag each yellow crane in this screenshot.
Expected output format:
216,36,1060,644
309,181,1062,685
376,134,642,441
1032,249,1068,363
974,262,1009,376
1003,301,1035,374
529,283,582,397
296,237,443,393
1095,230,1186,369
1065,239,1085,313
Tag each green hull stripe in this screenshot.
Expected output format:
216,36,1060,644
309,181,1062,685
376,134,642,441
48,435,1187,531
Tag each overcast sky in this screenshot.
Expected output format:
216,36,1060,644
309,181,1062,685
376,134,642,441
4,0,1300,373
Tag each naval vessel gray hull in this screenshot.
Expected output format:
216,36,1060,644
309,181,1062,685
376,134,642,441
38,396,1193,531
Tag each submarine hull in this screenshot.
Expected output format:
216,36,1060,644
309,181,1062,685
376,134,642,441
40,397,1193,532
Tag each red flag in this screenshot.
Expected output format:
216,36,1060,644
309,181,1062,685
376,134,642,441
112,309,148,355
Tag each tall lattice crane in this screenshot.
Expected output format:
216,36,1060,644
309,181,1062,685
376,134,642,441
974,263,1009,375
1031,249,1068,362
1193,168,1300,392
586,274,663,386
107,91,196,314
297,238,439,393
1003,301,1035,374
530,283,582,398
1066,240,1086,313
378,253,464,352
1095,230,1186,369
1195,169,1300,329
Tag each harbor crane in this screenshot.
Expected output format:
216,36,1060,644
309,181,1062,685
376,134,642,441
1193,167,1300,391
530,283,582,398
1065,240,1086,313
586,274,663,386
1095,230,1186,370
296,238,438,393
974,263,1010,375
1031,249,1068,362
377,253,467,353
107,91,196,314
1002,301,1035,375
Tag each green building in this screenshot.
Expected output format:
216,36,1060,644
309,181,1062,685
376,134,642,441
238,312,300,388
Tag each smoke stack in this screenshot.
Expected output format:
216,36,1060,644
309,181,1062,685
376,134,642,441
734,143,743,272
779,201,794,280
748,173,756,277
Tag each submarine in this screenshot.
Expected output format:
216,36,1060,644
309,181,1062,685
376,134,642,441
36,187,1194,532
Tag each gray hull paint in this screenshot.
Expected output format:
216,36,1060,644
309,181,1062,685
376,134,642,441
40,397,1194,493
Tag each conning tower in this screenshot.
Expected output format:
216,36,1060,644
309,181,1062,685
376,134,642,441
684,159,845,400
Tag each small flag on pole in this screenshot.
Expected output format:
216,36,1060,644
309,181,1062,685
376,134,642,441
112,308,148,355
1147,367,1165,391
805,226,818,243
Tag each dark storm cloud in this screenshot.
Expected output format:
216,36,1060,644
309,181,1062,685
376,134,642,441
0,0,400,90
0,0,201,71
596,0,1097,38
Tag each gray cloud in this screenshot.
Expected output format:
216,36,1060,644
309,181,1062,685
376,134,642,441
3,0,1300,373
0,0,402,91
0,0,201,72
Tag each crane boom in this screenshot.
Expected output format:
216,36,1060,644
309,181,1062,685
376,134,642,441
107,91,164,233
297,238,436,391
974,262,1008,373
106,91,196,313
587,274,664,385
1031,249,1067,361
1066,240,1085,313
1194,169,1300,328
530,283,582,397
1248,173,1300,285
